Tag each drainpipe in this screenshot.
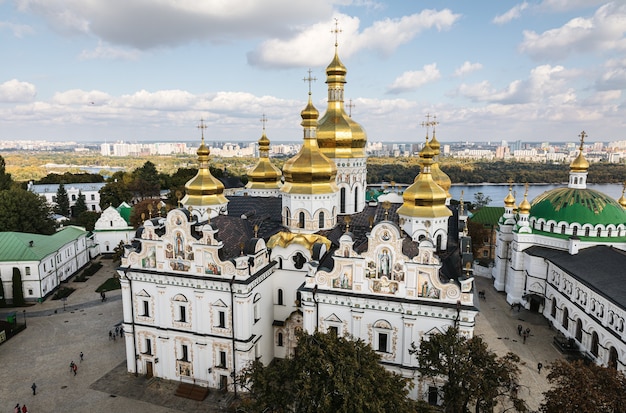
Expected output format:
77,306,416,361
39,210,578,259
125,266,139,377
229,275,237,398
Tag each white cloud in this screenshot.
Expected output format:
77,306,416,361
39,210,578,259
454,61,483,77
0,79,37,102
79,42,140,60
493,2,528,25
51,89,112,105
537,0,607,13
595,57,626,91
249,9,460,68
0,21,35,38
15,0,335,49
387,64,441,94
520,2,626,60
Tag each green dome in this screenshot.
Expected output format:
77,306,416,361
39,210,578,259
530,188,626,226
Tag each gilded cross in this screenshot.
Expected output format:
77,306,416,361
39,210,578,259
578,130,587,150
197,118,207,140
347,99,355,117
331,18,342,46
260,114,268,131
303,69,317,94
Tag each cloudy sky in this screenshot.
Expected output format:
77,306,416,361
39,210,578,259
1,0,625,144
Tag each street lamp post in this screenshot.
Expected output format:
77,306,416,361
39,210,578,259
23,310,26,327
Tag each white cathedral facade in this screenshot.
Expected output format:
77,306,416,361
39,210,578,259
118,41,477,401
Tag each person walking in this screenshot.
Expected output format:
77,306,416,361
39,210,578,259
70,361,75,373
517,324,523,336
31,382,36,395
80,351,84,362
523,331,528,344
21,405,28,413
72,363,77,376
538,362,543,374
109,330,112,340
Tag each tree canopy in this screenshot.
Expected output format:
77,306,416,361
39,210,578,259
0,155,13,191
239,329,421,413
412,327,528,413
54,182,70,216
0,188,56,235
540,359,626,413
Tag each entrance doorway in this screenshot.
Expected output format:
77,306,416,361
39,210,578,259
145,361,153,379
219,375,228,392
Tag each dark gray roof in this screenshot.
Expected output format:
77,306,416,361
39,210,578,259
525,245,626,308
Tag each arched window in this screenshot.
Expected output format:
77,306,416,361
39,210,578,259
561,224,566,234
575,319,582,342
340,188,346,214
562,307,569,330
585,227,590,237
277,332,284,347
540,222,544,231
597,228,602,237
298,212,305,229
550,223,555,233
608,228,612,237
277,289,284,306
591,332,599,357
609,347,618,369
572,226,578,236
285,207,291,226
354,187,359,213
551,297,557,318
318,212,325,229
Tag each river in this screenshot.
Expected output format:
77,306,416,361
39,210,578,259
449,183,624,206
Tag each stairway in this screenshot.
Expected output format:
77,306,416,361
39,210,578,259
174,382,209,401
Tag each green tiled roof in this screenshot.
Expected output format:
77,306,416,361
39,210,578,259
530,188,626,226
469,207,504,226
0,226,87,262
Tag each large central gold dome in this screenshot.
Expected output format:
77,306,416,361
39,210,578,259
317,47,367,159
281,95,338,195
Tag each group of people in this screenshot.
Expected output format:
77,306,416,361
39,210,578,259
517,324,531,343
14,404,28,413
108,325,124,341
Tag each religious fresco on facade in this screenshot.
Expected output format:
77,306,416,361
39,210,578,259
142,247,157,269
377,248,392,278
372,277,399,294
392,262,405,282
418,274,440,299
204,252,221,275
332,267,353,290
175,233,185,259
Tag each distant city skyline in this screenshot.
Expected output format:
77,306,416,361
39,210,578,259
1,1,625,143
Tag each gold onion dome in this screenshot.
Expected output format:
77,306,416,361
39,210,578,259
246,125,282,189
519,189,531,214
181,136,228,206
429,131,452,198
281,94,338,195
504,185,516,208
397,139,451,218
570,141,589,172
317,45,367,159
619,185,626,209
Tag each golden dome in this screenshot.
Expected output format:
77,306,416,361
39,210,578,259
246,127,282,190
619,184,626,209
429,131,452,198
181,136,228,207
281,94,338,195
504,185,516,208
519,185,531,214
397,140,451,218
317,46,367,159
570,132,589,172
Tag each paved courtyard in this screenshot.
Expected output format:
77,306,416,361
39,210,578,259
0,258,563,412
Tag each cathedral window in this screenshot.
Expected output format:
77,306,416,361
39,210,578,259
298,212,305,229
373,320,393,353
218,311,226,328
142,300,149,317
179,305,187,323
377,333,389,353
144,338,152,355
591,332,599,357
180,344,189,361
561,224,566,234
550,297,557,318
562,307,569,330
277,289,284,306
318,212,325,229
219,351,227,368
597,228,602,237
277,332,284,347
340,188,346,214
575,319,582,342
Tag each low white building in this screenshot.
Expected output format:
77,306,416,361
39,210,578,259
28,182,107,214
0,226,89,302
93,202,134,256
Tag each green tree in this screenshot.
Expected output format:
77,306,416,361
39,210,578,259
112,240,126,263
0,155,13,190
99,179,133,210
73,190,87,217
412,327,527,413
472,192,492,210
76,211,100,231
239,329,417,413
54,182,70,216
12,267,24,306
0,188,56,234
540,359,626,413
